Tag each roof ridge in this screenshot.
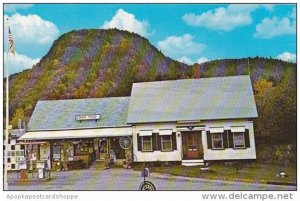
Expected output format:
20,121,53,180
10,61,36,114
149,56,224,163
37,96,131,103
132,75,251,86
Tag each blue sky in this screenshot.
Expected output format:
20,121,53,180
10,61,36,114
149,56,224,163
3,3,297,75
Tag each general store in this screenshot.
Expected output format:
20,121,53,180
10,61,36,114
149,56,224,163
19,75,258,168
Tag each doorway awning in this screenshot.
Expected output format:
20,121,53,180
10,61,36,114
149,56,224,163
19,127,132,140
230,126,246,133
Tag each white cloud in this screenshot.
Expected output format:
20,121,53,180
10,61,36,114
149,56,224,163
290,7,296,19
4,4,33,13
254,16,296,39
5,13,59,45
157,34,206,59
276,52,296,63
4,52,40,75
101,9,152,37
197,57,209,64
177,56,194,65
262,4,275,12
177,56,209,65
182,4,259,31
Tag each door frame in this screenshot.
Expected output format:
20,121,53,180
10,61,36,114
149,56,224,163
181,131,204,160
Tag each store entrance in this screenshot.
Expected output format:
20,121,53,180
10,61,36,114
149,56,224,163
99,137,132,165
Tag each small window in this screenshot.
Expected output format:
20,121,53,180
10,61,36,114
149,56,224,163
161,135,172,151
212,133,223,149
53,145,61,160
10,151,15,156
21,145,25,150
142,136,152,151
3,145,5,150
11,145,15,150
233,133,246,148
11,164,15,169
8,158,11,163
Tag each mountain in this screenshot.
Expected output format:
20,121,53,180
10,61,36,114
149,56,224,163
4,29,296,146
5,29,191,126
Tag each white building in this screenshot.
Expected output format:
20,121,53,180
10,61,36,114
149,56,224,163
127,75,258,166
20,75,258,167
19,97,132,170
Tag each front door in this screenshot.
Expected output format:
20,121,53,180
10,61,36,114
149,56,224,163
182,131,203,159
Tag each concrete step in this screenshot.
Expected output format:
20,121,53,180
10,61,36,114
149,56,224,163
182,159,204,167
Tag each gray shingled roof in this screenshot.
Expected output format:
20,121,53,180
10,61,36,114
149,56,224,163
28,97,130,131
127,75,258,124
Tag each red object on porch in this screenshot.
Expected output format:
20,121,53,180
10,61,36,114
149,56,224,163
19,169,28,180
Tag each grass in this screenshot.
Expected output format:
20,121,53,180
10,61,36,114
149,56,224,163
134,161,296,184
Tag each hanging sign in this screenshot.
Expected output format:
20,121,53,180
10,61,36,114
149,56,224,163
75,114,101,121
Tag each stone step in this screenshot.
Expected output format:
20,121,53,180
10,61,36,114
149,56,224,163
182,159,204,167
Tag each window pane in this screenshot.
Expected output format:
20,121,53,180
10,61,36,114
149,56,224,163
162,135,172,151
162,141,171,151
234,133,245,148
212,134,223,149
53,145,61,159
142,136,152,151
143,142,152,151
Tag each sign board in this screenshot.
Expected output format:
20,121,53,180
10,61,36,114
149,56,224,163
36,161,46,169
19,160,27,170
75,114,101,121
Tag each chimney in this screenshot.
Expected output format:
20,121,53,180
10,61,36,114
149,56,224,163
193,63,200,79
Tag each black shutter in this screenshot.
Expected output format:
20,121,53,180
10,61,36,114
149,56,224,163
137,134,142,151
228,130,233,148
245,129,250,148
223,131,228,149
172,132,177,150
152,133,157,151
157,134,162,150
207,131,212,149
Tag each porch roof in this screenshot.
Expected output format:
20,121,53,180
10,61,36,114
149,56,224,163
19,127,132,140
127,75,258,123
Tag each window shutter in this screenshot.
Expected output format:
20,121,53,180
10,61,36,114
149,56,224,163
157,134,162,150
137,134,142,151
245,129,250,148
152,133,157,151
207,131,212,149
172,132,177,150
228,130,233,148
223,131,228,149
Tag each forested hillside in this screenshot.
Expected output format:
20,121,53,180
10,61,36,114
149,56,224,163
4,29,296,154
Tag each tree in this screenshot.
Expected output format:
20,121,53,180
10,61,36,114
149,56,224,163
253,78,273,101
11,108,25,129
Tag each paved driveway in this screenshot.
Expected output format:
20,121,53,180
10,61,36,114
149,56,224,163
7,168,296,191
